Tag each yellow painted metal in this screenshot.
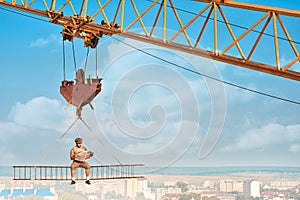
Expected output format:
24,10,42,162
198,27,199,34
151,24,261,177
220,12,270,56
164,0,167,41
84,0,88,21
169,3,212,46
42,0,49,10
218,5,245,59
20,0,25,7
120,31,300,81
57,0,71,12
124,0,148,36
28,0,36,7
213,2,218,55
112,0,121,25
277,14,299,59
125,0,158,31
120,0,125,31
0,0,48,15
195,0,300,18
100,0,111,27
150,1,163,37
272,12,280,70
247,15,272,60
283,55,300,71
50,0,56,10
91,0,112,26
194,6,213,48
1,0,300,81
69,1,77,15
167,0,192,46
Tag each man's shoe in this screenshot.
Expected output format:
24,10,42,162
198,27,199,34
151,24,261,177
85,180,91,185
71,180,76,185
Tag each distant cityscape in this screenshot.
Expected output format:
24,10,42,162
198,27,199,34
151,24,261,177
0,167,300,200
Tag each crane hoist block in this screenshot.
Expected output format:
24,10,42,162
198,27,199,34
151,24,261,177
60,69,102,117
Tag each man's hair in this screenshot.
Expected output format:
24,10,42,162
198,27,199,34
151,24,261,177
75,137,83,144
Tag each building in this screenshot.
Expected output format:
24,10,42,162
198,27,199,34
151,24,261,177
0,187,58,199
243,180,261,198
203,180,217,189
156,187,182,200
251,181,260,198
137,178,148,192
243,181,251,198
219,180,243,193
125,179,138,200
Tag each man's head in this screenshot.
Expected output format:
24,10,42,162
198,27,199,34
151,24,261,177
75,137,83,147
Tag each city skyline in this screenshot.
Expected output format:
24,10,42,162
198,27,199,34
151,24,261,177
1,169,300,200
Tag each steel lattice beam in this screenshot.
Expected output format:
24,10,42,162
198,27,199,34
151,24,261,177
0,0,300,81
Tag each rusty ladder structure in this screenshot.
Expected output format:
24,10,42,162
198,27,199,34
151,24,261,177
13,164,144,181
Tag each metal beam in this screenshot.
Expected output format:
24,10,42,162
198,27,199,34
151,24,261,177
119,31,300,81
0,0,300,81
194,0,300,17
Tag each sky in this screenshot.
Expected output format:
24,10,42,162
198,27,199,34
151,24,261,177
0,0,300,171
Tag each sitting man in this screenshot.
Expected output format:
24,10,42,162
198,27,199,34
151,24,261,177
70,137,94,185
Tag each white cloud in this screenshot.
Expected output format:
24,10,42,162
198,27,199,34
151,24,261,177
0,121,28,136
87,115,199,166
95,36,226,118
225,83,257,103
29,34,59,47
223,123,300,152
0,96,81,165
8,96,73,132
30,38,49,47
289,144,300,153
0,119,73,165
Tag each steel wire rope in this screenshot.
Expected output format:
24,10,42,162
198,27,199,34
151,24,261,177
79,118,123,165
84,47,100,77
66,117,124,166
84,47,90,71
72,41,77,73
144,0,300,45
71,117,116,166
35,116,123,167
35,117,80,166
111,35,300,106
62,40,66,80
96,46,99,77
0,5,50,23
1,4,300,105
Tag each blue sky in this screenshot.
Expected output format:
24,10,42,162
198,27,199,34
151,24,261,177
0,0,300,169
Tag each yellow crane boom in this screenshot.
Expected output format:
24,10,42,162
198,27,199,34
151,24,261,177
0,0,300,81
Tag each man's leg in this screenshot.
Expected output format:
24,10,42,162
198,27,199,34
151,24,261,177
84,162,91,184
71,162,78,184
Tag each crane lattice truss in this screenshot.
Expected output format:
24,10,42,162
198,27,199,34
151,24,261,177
1,0,300,81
